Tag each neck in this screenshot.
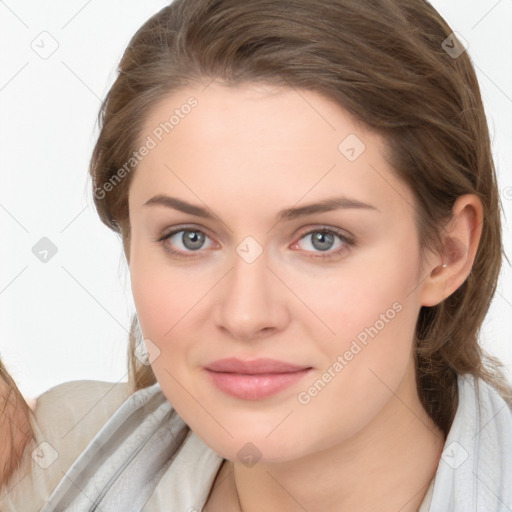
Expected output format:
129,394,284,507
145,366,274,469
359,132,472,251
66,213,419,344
223,367,445,512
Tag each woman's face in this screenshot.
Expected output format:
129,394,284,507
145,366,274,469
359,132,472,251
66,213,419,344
128,81,435,463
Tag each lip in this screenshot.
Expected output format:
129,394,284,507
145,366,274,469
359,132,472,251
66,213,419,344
204,358,312,400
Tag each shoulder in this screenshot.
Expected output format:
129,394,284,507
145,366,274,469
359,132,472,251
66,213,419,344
33,379,132,476
430,374,512,509
0,379,131,511
457,374,512,431
466,374,512,414
34,379,131,441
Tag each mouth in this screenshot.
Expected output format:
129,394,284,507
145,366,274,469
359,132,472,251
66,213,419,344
204,358,312,400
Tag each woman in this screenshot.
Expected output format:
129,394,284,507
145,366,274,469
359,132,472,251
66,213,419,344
1,0,511,510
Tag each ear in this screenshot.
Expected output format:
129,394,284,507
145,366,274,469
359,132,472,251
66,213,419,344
419,194,483,307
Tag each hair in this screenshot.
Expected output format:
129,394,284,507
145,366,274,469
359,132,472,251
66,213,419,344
89,0,511,436
0,360,33,486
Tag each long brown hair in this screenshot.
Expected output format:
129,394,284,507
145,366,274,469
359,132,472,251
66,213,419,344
89,0,511,436
0,360,32,485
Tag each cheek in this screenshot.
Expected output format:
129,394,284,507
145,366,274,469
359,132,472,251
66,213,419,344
130,266,176,341
130,241,211,340
296,232,422,351
330,266,416,347
302,232,422,404
130,257,200,400
288,274,421,452
129,243,221,401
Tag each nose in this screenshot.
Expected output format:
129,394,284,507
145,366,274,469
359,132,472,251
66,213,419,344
214,247,290,341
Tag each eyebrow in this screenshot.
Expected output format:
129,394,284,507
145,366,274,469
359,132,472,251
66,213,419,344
143,194,378,222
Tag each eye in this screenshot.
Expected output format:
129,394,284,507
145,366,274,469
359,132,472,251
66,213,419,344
156,227,217,257
290,228,354,259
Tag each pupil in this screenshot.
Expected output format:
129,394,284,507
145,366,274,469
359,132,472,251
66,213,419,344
183,231,205,250
312,232,334,251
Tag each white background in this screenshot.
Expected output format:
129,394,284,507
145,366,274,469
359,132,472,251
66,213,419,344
1,0,511,399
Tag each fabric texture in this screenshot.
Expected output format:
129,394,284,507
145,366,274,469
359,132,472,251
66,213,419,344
0,380,131,512
2,374,511,511
428,375,512,510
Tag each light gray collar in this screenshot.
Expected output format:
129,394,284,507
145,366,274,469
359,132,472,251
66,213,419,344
428,374,512,511
41,374,512,511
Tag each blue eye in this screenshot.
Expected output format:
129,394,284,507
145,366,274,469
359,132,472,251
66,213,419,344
176,230,207,250
302,231,338,251
157,228,216,257
156,226,354,260
292,229,354,259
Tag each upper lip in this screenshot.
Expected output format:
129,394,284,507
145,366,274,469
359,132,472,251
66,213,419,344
205,358,310,374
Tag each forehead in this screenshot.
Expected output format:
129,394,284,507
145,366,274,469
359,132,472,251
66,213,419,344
140,81,364,160
130,81,415,219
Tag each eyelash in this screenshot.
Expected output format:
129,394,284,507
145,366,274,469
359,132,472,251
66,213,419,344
155,225,355,261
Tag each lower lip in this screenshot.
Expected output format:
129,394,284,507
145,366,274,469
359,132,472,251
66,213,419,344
204,368,311,400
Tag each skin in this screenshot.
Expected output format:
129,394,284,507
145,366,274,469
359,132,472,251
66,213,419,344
127,81,482,511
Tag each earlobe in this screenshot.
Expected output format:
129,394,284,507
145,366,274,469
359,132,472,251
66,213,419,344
419,194,483,307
